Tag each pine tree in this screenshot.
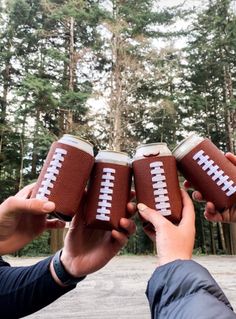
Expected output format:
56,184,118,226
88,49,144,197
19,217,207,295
91,1,185,153
182,0,236,254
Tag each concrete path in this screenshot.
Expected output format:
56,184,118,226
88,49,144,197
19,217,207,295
5,255,236,318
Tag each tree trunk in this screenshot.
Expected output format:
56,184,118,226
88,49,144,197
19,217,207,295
18,134,25,191
222,62,236,254
50,17,76,252
218,223,227,253
0,59,11,178
200,216,207,254
69,17,75,92
112,41,123,151
109,2,123,151
31,109,40,178
66,16,75,134
50,229,64,253
209,223,216,255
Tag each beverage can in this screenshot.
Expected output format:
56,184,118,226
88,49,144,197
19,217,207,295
85,150,132,230
31,134,94,220
133,143,182,224
173,133,236,211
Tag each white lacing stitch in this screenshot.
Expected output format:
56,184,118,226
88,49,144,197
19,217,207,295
96,168,115,221
193,150,236,196
36,148,67,200
150,162,171,216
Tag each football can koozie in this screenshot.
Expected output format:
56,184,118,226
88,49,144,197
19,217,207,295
85,150,132,230
132,143,182,224
173,133,236,211
31,134,94,221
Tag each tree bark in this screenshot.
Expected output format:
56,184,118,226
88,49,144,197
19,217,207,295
222,61,236,254
66,17,75,133
218,223,227,253
109,1,123,151
209,223,216,255
31,109,40,178
0,59,11,178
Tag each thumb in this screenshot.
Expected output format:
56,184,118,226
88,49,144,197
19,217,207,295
137,203,168,228
1,197,55,215
179,189,195,228
225,152,236,166
14,183,36,199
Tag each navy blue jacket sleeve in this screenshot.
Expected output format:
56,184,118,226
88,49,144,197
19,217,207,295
146,259,236,319
0,256,77,319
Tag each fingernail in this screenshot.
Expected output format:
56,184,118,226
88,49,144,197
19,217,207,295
43,201,55,212
137,203,147,211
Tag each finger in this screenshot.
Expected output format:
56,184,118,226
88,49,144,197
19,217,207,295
1,197,55,215
137,203,168,228
68,212,80,229
119,218,136,236
203,202,222,222
204,211,222,222
192,190,204,202
205,201,216,214
179,189,195,228
45,219,66,229
225,152,236,166
14,183,36,199
111,229,128,247
126,202,137,218
183,181,204,202
183,180,192,189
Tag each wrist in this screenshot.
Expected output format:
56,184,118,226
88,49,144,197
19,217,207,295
60,250,74,276
50,250,86,286
158,254,192,267
50,258,67,287
60,249,87,278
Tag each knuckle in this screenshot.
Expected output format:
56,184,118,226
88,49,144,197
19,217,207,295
4,196,15,208
26,199,37,211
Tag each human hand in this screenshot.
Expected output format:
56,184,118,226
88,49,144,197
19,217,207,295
184,152,236,223
59,194,137,279
137,189,195,266
0,184,65,254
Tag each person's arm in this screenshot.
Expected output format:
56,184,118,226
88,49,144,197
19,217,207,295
0,197,136,319
0,256,75,319
146,259,236,319
138,190,236,319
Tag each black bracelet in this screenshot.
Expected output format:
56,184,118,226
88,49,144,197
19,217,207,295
52,250,86,286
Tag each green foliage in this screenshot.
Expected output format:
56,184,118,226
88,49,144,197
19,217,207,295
60,87,92,111
1,0,236,255
17,231,51,257
122,215,154,255
180,0,236,148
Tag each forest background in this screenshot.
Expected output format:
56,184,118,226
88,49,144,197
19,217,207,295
1,0,236,256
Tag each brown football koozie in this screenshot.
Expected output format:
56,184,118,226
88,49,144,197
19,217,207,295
85,151,132,231
132,143,182,224
31,135,94,221
174,135,236,211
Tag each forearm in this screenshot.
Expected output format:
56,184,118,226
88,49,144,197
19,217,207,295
146,260,236,319
0,256,76,319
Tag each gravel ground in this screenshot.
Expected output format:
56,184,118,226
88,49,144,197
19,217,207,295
4,255,236,319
